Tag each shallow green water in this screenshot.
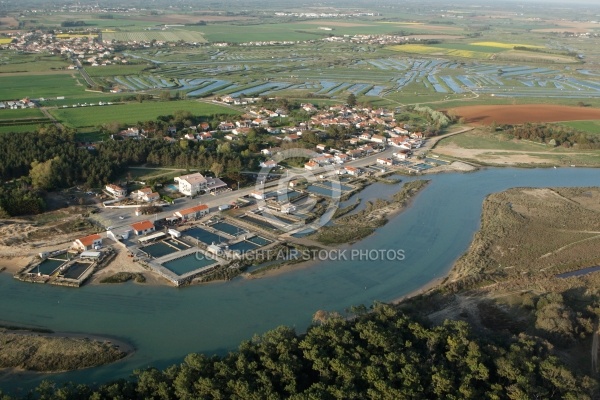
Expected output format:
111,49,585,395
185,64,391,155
162,253,216,275
1,168,599,392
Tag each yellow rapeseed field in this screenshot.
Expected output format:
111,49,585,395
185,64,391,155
389,44,442,54
446,49,491,59
390,44,491,59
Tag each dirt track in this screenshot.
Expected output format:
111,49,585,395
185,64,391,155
447,104,600,125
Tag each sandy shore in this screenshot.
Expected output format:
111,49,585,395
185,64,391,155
0,256,30,274
87,246,169,286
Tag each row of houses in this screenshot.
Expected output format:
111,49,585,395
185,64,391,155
73,204,212,250
0,99,36,109
104,172,228,202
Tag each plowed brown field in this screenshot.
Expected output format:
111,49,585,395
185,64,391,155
447,104,600,125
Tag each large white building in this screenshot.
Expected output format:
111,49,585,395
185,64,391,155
174,173,208,196
105,184,127,198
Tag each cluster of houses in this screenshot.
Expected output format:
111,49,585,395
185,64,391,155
1,30,122,66
104,172,228,203
0,99,36,110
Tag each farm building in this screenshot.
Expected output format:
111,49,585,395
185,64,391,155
131,220,155,236
73,234,102,251
174,204,210,221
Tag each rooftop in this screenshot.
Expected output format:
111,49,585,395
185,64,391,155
131,220,155,232
178,204,209,215
176,172,207,185
77,233,101,247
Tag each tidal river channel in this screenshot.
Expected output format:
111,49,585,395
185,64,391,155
1,167,599,392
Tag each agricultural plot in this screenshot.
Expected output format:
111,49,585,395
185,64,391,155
102,30,207,43
0,124,41,134
0,74,87,100
94,38,600,102
560,120,600,133
50,101,240,129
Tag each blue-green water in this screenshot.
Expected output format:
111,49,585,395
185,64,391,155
228,240,259,252
162,253,216,275
1,168,599,392
306,184,339,197
36,258,65,275
248,236,272,246
184,227,227,245
212,221,246,236
62,262,90,280
142,242,178,258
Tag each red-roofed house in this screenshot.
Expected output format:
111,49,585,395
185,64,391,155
344,166,361,176
132,187,159,202
131,220,155,236
304,160,319,171
376,157,394,166
105,184,127,198
174,204,210,220
73,234,102,251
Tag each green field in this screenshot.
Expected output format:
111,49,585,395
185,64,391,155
0,124,42,134
50,100,241,128
0,53,69,74
436,129,550,151
85,64,156,77
430,42,508,54
0,74,87,100
0,108,45,120
188,19,458,43
560,120,600,134
102,30,207,43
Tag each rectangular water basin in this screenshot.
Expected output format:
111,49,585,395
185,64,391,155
63,262,91,279
239,215,281,232
247,236,272,246
185,227,228,245
212,221,246,236
162,253,216,275
142,242,179,258
36,258,66,275
228,241,259,253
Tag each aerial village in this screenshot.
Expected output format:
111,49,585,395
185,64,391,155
12,99,457,288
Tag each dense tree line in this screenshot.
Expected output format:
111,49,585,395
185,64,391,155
506,123,600,149
0,125,256,215
1,304,594,399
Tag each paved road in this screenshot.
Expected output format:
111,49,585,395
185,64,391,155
92,146,397,232
39,107,65,131
93,127,474,232
72,58,97,88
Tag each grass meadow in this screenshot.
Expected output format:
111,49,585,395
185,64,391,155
0,108,45,120
0,74,87,100
50,100,240,128
560,120,600,134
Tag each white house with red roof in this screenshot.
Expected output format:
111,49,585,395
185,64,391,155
260,159,278,168
304,160,319,170
73,233,102,251
131,220,155,236
344,166,361,176
376,157,394,166
174,204,209,220
105,184,127,198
